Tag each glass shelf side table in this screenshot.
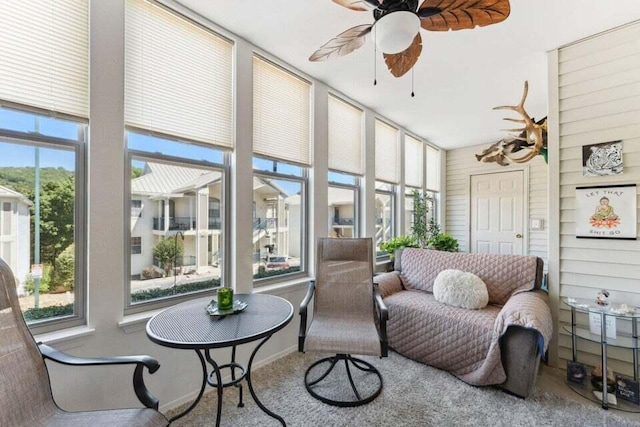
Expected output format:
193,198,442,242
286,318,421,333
563,297,640,412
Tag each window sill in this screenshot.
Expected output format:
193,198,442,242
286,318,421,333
253,276,311,296
119,307,166,335
34,325,96,351
118,277,311,334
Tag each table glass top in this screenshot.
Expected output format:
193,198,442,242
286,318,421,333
146,293,294,349
562,296,640,319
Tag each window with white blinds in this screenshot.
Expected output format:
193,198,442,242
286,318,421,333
328,95,363,175
404,134,423,188
375,119,400,184
0,0,88,118
125,0,233,148
426,145,440,191
253,56,311,166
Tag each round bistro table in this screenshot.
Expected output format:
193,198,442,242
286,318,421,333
146,293,294,426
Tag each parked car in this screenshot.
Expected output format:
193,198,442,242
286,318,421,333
265,256,289,271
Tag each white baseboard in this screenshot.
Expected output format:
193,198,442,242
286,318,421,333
159,344,298,412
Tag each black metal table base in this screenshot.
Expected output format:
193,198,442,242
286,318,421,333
168,334,285,426
304,354,383,407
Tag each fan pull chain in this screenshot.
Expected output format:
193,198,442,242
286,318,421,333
411,67,415,97
373,26,377,86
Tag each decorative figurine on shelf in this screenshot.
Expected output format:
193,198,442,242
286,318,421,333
591,364,616,393
596,289,610,307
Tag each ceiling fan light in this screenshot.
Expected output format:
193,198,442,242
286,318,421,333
374,11,420,54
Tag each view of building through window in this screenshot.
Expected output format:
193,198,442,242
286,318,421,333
0,107,83,324
328,171,358,238
128,133,226,305
375,182,395,258
253,157,305,281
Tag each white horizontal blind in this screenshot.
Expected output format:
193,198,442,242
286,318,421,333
0,0,88,118
125,0,233,147
404,134,423,188
426,145,440,191
375,119,400,184
328,95,363,175
253,56,311,165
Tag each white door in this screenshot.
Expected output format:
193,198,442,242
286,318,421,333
471,171,524,255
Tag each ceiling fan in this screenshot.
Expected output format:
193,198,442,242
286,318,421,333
310,0,511,78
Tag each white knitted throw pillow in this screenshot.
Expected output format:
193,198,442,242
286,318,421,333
433,269,489,310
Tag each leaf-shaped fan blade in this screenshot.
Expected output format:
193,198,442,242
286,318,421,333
309,25,372,62
333,0,381,12
418,0,510,31
383,33,422,78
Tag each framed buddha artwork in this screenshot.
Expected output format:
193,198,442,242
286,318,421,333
575,184,637,240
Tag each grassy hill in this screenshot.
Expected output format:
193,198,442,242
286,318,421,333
0,167,73,195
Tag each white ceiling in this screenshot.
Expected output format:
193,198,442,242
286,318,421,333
176,0,640,150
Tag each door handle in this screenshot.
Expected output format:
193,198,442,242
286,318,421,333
515,234,523,239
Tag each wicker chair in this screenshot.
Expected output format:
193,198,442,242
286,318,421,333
0,258,168,427
299,238,388,407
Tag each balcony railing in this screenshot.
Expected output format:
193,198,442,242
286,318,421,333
332,218,354,226
153,216,222,231
253,217,279,229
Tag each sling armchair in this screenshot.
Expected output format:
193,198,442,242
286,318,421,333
299,238,388,407
0,258,168,427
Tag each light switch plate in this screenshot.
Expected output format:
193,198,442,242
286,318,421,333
530,218,544,231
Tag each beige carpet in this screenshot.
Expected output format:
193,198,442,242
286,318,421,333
167,351,640,427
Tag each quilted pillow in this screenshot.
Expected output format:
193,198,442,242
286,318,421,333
433,269,489,310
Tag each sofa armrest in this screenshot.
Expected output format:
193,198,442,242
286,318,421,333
496,290,552,355
373,271,403,298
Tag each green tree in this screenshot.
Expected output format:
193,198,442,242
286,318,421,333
30,176,75,265
153,237,184,277
131,167,143,179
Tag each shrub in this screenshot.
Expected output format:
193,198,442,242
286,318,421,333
23,303,74,321
52,244,74,292
141,267,162,280
131,278,220,302
253,266,300,279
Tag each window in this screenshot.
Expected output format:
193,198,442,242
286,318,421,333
125,0,233,309
253,57,310,283
127,133,228,307
328,172,359,238
328,95,363,175
405,135,423,188
253,157,306,282
131,199,142,217
425,145,441,227
0,107,86,327
375,182,395,258
131,237,142,255
375,119,400,185
404,187,420,235
125,0,233,147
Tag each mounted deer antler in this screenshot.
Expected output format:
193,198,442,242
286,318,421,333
491,81,544,163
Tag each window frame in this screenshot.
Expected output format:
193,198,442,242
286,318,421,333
0,108,88,334
252,161,308,286
131,236,142,255
328,171,360,238
124,133,230,314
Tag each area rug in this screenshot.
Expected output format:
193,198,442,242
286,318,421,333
168,351,639,427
